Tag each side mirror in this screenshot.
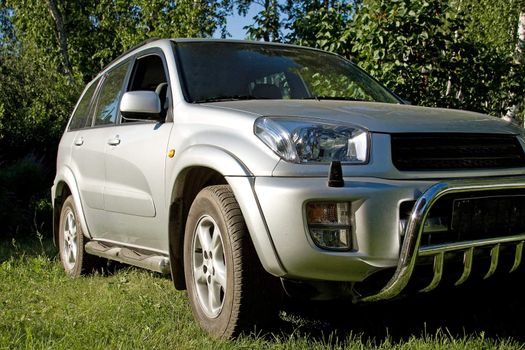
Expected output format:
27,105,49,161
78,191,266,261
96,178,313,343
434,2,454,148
120,91,162,121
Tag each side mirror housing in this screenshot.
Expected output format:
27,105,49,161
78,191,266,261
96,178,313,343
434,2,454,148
120,91,162,121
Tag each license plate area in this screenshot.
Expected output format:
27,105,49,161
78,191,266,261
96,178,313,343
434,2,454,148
451,195,525,240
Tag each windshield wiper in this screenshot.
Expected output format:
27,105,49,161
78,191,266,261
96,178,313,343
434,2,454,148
304,96,367,102
193,95,256,103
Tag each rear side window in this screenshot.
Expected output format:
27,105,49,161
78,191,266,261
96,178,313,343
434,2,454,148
69,79,99,130
94,62,130,126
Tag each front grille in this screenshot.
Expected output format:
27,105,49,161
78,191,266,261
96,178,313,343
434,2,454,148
391,133,525,171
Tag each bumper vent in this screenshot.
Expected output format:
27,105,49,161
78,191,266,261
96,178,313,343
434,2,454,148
391,133,525,171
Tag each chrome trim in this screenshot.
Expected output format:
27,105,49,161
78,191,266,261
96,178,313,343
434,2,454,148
420,252,443,293
360,176,525,302
483,244,500,279
510,242,523,273
455,247,473,286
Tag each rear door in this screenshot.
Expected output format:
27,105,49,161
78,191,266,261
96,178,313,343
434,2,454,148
65,78,102,234
71,60,131,238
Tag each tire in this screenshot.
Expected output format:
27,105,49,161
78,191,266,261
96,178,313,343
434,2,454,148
183,185,280,338
58,195,93,277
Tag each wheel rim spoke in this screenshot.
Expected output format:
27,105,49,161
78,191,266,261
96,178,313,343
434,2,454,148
62,209,78,270
197,223,211,252
211,228,222,255
192,214,227,318
207,282,218,312
68,246,76,263
194,263,207,284
213,262,227,289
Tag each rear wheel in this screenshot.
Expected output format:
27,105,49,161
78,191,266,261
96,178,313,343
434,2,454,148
183,185,279,338
58,195,93,277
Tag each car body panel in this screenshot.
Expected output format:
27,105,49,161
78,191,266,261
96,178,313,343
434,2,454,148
96,121,174,250
204,100,521,135
69,127,115,236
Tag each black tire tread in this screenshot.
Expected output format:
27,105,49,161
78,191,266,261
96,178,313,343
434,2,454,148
186,185,280,338
59,196,99,277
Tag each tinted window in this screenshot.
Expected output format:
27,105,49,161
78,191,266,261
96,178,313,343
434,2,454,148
94,62,130,126
129,54,167,91
69,79,99,130
176,42,400,104
125,54,169,120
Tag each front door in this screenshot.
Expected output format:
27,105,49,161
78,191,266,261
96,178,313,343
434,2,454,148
102,51,173,251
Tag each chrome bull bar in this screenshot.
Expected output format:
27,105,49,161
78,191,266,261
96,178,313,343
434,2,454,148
360,176,525,302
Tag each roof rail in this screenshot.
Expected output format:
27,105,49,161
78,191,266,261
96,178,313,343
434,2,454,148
101,37,161,71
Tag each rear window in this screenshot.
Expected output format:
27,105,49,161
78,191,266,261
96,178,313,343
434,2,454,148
93,62,130,126
69,79,99,130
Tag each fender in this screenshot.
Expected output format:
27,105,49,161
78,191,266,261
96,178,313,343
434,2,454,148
52,165,92,240
168,144,252,186
167,145,286,276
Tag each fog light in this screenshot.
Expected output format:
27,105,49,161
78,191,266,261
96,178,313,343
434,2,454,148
306,202,352,250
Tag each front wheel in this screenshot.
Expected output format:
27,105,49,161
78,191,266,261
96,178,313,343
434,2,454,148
183,185,279,338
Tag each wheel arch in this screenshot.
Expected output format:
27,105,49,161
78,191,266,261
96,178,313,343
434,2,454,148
52,166,91,246
167,145,285,291
168,165,228,290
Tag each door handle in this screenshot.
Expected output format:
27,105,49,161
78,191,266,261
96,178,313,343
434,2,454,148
74,137,84,146
107,136,121,146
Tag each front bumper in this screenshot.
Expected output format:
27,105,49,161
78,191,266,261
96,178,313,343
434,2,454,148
361,176,525,302
254,175,525,301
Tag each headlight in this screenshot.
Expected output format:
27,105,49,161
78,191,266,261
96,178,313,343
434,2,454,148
254,117,369,164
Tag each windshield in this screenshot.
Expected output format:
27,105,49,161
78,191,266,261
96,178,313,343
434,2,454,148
174,41,401,104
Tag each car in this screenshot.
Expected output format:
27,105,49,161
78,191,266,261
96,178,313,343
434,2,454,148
52,38,525,338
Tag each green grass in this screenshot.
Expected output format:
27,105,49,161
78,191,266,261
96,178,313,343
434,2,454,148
1,237,524,350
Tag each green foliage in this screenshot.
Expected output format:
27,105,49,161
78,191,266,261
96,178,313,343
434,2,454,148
285,1,357,56
458,0,524,55
283,0,525,121
0,2,15,49
1,238,525,348
242,0,282,41
6,0,234,81
0,156,51,238
0,42,78,162
0,0,236,236
0,102,4,139
349,0,525,120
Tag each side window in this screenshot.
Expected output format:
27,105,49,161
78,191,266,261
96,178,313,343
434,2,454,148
129,54,167,91
69,78,100,130
125,54,169,120
94,62,130,126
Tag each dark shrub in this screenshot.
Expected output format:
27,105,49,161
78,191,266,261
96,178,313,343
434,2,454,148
0,155,52,237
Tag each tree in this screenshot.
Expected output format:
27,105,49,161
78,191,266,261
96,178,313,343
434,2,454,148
47,0,74,83
0,0,237,236
347,0,525,119
238,0,282,41
284,1,357,56
456,0,525,124
1,0,237,157
0,1,15,50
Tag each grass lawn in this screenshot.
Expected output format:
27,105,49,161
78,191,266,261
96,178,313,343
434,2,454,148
1,236,524,349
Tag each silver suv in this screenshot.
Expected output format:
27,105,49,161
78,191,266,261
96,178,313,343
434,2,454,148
52,38,525,337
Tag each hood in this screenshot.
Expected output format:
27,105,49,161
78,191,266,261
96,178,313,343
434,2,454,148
205,100,522,135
